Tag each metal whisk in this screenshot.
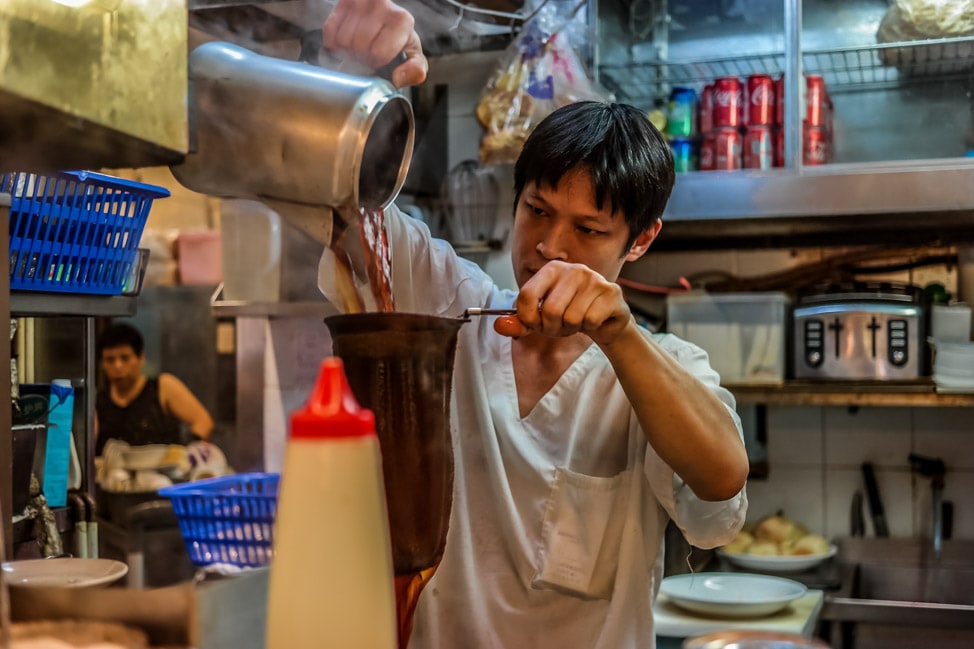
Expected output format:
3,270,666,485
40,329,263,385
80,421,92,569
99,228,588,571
441,160,500,247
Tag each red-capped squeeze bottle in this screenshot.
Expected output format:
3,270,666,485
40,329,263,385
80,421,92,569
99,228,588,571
266,357,397,649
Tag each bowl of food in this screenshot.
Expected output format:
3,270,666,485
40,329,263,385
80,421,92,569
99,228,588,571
717,513,836,573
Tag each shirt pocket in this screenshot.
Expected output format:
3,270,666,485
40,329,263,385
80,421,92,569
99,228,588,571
532,466,631,600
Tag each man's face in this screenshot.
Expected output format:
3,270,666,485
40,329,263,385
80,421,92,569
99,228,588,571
511,167,653,288
100,344,144,385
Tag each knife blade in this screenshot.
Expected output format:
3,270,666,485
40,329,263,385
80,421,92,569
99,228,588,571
861,462,889,537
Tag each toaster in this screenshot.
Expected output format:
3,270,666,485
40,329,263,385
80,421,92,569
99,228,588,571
792,284,927,380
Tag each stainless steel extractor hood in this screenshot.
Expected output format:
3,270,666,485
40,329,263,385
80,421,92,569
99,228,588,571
0,0,188,173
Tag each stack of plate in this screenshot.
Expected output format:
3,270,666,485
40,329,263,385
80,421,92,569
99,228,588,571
932,340,974,392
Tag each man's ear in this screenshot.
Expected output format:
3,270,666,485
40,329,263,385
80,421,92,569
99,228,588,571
624,219,662,262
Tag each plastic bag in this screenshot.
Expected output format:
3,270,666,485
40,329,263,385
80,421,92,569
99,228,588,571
877,0,974,69
476,7,608,164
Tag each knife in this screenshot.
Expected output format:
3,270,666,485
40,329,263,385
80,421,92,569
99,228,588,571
850,490,865,537
861,462,889,537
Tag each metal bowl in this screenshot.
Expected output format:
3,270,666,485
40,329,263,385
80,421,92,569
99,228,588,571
683,630,831,649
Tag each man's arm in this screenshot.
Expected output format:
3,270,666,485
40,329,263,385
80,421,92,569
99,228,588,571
508,261,749,501
600,321,749,502
159,373,214,441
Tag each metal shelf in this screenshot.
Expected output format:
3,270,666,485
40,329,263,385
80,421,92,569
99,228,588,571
209,284,339,319
10,292,136,318
599,35,974,106
729,381,974,407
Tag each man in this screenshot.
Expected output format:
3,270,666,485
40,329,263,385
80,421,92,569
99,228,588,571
95,322,213,455
322,3,748,647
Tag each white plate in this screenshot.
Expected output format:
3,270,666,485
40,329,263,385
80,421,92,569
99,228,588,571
2,558,128,588
659,572,807,618
717,545,838,573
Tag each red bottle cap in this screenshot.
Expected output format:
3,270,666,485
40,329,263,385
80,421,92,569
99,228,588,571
290,357,376,439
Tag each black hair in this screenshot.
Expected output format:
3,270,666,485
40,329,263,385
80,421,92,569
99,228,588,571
97,322,145,358
513,101,675,250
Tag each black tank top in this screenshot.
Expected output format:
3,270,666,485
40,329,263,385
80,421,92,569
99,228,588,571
95,377,185,455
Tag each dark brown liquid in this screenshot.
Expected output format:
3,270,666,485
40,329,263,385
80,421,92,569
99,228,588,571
394,565,438,649
359,205,395,312
330,205,394,313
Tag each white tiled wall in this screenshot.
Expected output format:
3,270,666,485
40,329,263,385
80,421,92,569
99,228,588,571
746,405,973,542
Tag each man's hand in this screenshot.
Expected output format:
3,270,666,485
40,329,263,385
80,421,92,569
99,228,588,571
493,261,633,345
322,0,428,88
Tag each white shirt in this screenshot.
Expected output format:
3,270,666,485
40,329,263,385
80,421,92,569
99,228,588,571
382,206,747,649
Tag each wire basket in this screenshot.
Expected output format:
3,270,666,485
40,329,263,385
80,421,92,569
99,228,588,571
3,170,169,295
158,472,280,568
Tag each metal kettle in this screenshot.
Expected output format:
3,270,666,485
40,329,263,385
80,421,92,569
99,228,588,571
170,41,415,211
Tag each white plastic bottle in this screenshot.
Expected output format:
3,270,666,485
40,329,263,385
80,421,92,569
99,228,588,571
266,357,397,649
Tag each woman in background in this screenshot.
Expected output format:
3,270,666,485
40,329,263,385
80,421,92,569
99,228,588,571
94,322,213,456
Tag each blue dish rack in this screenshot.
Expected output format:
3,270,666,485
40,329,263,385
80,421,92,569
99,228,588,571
4,170,169,295
158,473,280,569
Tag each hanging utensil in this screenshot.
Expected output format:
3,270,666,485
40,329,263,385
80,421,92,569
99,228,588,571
861,462,889,537
441,160,501,248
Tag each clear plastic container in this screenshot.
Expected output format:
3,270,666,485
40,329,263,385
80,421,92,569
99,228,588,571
220,199,281,302
667,291,790,384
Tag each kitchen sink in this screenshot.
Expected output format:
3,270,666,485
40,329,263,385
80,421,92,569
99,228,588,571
855,561,974,606
819,537,974,649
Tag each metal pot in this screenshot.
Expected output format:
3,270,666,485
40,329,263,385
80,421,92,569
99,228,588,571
170,41,414,211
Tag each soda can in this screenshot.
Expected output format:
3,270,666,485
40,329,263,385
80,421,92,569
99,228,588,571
745,74,775,126
713,127,742,170
775,75,785,125
806,74,828,127
669,137,698,173
744,125,773,169
774,126,784,167
700,131,716,171
803,123,829,165
666,86,697,138
699,83,714,134
712,76,743,128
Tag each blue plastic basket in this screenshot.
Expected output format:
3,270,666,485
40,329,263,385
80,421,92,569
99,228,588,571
4,170,169,295
158,472,280,568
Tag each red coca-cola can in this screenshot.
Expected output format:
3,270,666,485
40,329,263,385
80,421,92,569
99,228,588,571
806,74,828,127
699,83,714,134
744,125,773,169
700,131,715,171
775,75,785,125
745,74,775,126
774,126,784,167
712,76,743,128
803,123,829,165
713,127,742,170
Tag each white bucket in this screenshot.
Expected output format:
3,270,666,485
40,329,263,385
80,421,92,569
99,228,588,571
220,199,282,302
